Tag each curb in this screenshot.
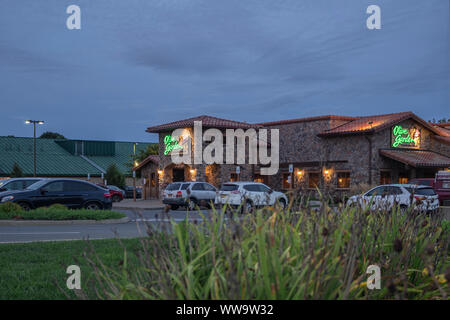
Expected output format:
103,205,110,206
113,206,165,211
0,217,130,226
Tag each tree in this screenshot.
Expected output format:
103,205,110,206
126,144,159,174
39,131,66,139
104,164,125,188
10,162,23,178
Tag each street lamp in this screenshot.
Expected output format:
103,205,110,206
25,120,44,177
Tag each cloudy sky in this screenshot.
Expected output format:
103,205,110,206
0,0,448,142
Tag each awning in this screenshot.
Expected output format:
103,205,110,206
380,149,450,168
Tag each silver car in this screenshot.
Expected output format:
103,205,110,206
162,182,217,210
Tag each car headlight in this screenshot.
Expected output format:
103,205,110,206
1,195,14,203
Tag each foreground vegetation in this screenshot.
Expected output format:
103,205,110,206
0,239,141,299
0,203,125,220
0,198,448,300
81,199,449,300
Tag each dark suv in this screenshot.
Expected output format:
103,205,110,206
0,178,113,210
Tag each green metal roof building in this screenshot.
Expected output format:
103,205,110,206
0,136,154,178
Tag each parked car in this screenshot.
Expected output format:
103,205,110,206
0,178,43,193
162,182,217,210
107,185,125,202
346,184,439,213
409,171,450,206
96,184,125,202
123,185,142,199
0,178,113,210
215,182,288,213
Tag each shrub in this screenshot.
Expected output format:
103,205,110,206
0,202,23,213
47,204,69,211
80,196,449,300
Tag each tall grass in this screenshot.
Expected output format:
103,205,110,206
79,196,449,300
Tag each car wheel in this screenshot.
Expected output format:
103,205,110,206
276,198,287,210
188,199,197,210
85,202,101,210
18,202,31,211
112,195,121,203
399,205,408,216
170,205,179,210
243,200,253,214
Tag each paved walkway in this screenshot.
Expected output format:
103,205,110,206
113,199,165,211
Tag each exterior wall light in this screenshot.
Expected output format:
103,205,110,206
297,170,304,175
157,169,163,175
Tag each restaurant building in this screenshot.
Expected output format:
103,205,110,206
136,112,450,198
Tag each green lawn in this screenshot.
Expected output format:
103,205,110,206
0,238,141,300
0,204,126,220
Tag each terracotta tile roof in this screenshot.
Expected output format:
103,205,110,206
257,115,356,126
432,122,450,128
318,112,443,137
431,125,450,137
433,135,450,145
146,115,262,133
133,154,159,171
380,149,450,168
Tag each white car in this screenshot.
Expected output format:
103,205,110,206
346,184,439,213
215,182,288,212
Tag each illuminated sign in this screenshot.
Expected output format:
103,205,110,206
392,125,421,148
163,133,190,155
164,135,183,155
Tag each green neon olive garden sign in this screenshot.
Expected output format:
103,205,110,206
391,125,421,148
164,135,183,155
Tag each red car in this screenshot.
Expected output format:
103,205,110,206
97,184,124,202
409,171,450,206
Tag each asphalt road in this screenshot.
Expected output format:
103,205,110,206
0,207,448,244
0,208,213,244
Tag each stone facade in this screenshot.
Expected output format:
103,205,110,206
140,115,450,197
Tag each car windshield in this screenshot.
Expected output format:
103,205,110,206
25,180,49,190
221,184,239,191
166,183,181,191
0,179,10,187
406,187,436,196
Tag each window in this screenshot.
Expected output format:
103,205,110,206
257,184,271,193
5,180,24,191
64,181,97,192
181,184,190,190
230,173,238,182
336,172,350,189
203,184,216,191
308,172,319,189
405,187,436,196
24,180,39,188
244,184,260,192
282,173,291,189
220,184,238,191
380,171,391,185
365,186,385,197
191,183,205,191
398,174,408,184
388,186,403,195
166,183,181,191
43,181,64,192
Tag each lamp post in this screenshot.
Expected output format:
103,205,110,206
25,120,44,177
133,142,139,201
